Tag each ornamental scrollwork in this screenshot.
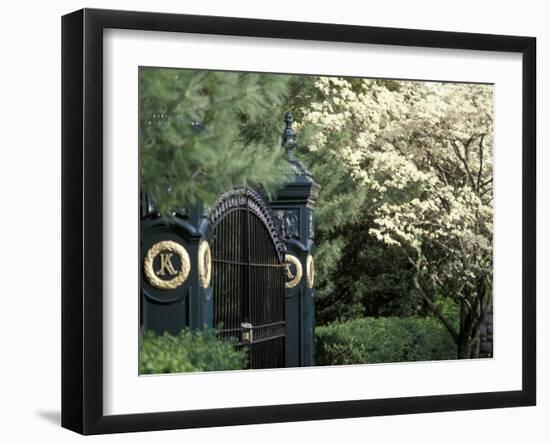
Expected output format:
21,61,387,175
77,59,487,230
198,240,212,288
285,254,303,289
144,240,190,290
306,254,315,289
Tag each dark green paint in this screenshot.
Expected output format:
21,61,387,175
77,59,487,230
140,113,319,368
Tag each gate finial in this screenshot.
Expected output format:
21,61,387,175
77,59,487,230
279,112,315,179
282,112,297,158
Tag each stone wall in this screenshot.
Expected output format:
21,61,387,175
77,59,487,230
478,305,493,358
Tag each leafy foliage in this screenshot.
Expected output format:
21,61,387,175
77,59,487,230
139,67,291,215
139,329,247,374
316,316,457,366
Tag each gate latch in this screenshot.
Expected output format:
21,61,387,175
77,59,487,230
241,322,253,344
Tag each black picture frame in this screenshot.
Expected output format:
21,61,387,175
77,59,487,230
61,8,536,435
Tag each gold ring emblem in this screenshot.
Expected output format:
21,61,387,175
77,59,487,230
143,240,190,290
306,254,315,289
198,240,212,288
285,254,302,289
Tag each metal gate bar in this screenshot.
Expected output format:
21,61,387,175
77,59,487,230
211,190,286,369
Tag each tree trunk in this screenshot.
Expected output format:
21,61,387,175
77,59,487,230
412,274,459,344
457,337,472,359
471,327,481,358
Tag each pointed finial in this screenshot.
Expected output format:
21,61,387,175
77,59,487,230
282,112,297,156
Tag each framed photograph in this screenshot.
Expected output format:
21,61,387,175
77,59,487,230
61,8,536,434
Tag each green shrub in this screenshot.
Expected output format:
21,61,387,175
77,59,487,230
140,329,248,374
315,316,457,366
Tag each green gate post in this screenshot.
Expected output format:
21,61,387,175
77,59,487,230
140,198,213,336
269,113,320,367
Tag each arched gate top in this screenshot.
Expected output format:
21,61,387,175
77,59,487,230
208,187,286,262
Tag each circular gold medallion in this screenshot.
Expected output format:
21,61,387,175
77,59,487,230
143,240,190,290
198,240,212,288
285,254,303,289
306,254,315,289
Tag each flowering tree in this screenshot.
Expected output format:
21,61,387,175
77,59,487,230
298,77,493,358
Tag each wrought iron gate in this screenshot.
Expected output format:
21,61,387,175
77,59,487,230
210,188,286,369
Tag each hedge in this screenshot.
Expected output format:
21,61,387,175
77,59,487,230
315,316,457,366
140,329,248,374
